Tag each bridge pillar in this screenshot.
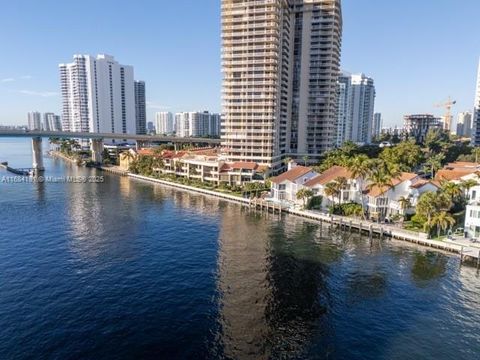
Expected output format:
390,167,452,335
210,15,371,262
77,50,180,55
32,137,45,172
90,139,104,164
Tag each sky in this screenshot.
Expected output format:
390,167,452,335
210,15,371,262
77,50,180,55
0,0,479,127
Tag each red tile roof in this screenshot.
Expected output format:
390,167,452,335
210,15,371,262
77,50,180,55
230,161,258,170
137,149,156,156
366,172,418,197
435,169,476,181
410,179,439,189
271,166,313,184
445,161,480,169
303,166,352,187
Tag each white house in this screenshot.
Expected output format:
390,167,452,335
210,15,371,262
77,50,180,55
366,173,439,220
435,162,480,184
302,166,362,208
270,164,318,204
464,185,480,238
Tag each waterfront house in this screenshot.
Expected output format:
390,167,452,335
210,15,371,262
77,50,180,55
464,184,480,238
218,162,269,186
366,173,438,220
302,166,361,208
270,163,318,204
146,147,268,187
435,162,480,184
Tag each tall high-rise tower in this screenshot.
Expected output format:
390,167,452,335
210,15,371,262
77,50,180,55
27,111,42,131
155,112,175,135
335,72,376,145
221,0,342,170
373,113,382,139
59,54,136,135
457,112,472,138
134,81,146,135
335,71,352,146
350,74,375,144
473,59,480,146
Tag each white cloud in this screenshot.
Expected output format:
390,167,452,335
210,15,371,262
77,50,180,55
1,78,15,83
14,90,59,97
146,102,170,110
20,75,33,80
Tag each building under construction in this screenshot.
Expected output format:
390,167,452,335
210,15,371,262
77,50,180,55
404,114,442,143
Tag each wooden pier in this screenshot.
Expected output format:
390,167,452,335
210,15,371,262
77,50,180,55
286,208,480,266
0,161,34,176
249,198,284,214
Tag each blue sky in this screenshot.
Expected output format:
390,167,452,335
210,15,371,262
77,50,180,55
0,0,479,127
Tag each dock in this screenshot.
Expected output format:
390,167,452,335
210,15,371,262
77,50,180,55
0,161,33,176
121,173,480,267
99,166,128,176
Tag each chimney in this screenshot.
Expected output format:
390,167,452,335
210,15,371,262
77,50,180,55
288,160,297,171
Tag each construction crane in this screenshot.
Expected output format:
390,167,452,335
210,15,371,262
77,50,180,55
435,97,457,132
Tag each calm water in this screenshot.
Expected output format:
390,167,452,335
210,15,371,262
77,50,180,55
0,138,479,360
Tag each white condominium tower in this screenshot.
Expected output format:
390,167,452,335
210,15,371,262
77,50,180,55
27,111,42,131
473,59,480,146
335,72,376,145
175,111,222,137
156,112,175,135
221,0,343,170
59,54,136,135
43,112,62,131
350,74,375,144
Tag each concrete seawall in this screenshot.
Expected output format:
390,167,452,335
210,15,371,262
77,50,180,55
128,173,480,265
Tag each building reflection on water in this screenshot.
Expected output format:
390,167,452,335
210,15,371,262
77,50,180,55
66,172,144,263
214,207,345,359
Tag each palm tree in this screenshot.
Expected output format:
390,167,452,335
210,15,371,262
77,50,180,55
334,176,348,203
425,153,445,178
398,196,412,216
440,180,463,203
367,168,394,221
302,155,309,166
460,178,478,199
283,157,293,170
296,188,314,208
346,154,371,218
324,181,341,206
431,211,455,238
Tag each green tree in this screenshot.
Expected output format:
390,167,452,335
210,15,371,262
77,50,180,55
296,188,314,208
324,181,341,206
440,181,463,204
460,178,479,199
431,211,455,238
424,153,445,178
425,128,448,154
398,196,412,216
346,154,372,219
379,140,423,172
416,191,453,236
474,147,480,164
302,155,309,166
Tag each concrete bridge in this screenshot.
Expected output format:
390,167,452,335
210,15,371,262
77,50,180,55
0,129,221,173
